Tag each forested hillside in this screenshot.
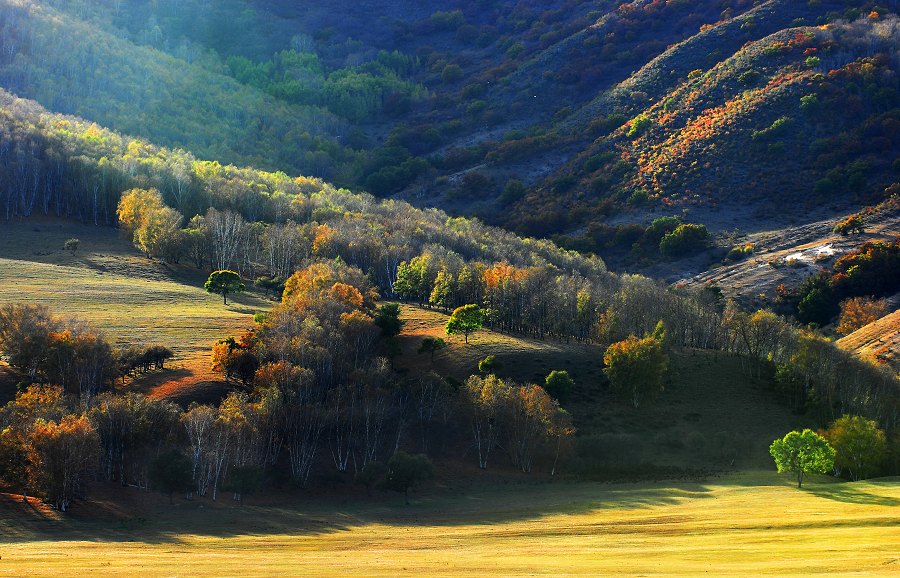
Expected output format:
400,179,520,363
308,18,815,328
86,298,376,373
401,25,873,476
3,0,898,255
1,0,899,524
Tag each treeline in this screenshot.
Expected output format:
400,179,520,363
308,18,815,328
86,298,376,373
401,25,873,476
0,270,573,510
0,90,609,289
0,304,174,396
0,0,356,180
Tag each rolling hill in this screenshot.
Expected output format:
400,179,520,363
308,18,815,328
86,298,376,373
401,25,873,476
2,0,897,254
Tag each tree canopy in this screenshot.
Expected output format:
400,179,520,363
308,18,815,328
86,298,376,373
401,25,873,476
769,429,835,488
446,304,484,344
205,270,245,305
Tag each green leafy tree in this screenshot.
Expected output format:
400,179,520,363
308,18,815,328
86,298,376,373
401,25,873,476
769,429,835,488
63,238,80,254
149,449,193,503
383,451,435,504
374,303,405,338
544,370,575,401
659,223,710,257
205,270,244,305
417,337,446,363
446,304,484,344
824,415,886,481
429,269,453,310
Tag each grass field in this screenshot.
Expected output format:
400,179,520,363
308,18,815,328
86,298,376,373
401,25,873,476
0,220,269,401
0,472,897,576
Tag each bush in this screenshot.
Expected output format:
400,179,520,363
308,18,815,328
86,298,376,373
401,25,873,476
659,224,710,258
441,64,463,84
738,70,761,86
626,114,652,138
544,370,574,401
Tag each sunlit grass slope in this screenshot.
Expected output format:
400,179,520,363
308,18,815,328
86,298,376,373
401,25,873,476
0,221,268,397
0,472,897,576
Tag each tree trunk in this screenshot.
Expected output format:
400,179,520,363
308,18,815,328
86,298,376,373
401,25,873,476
551,435,561,477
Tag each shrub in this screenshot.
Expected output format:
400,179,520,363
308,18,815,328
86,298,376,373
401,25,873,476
659,224,710,258
441,64,463,84
626,114,652,138
738,70,761,86
544,370,574,401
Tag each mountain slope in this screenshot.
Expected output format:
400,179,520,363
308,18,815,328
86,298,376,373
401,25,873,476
0,0,348,177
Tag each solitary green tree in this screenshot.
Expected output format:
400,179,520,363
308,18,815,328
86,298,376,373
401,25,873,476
63,238,80,254
205,270,244,305
383,451,435,504
374,303,405,338
769,429,835,488
446,304,484,344
824,415,886,481
478,355,502,375
417,337,446,362
544,370,575,401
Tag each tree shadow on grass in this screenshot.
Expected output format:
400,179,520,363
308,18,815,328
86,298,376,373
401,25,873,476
0,477,718,546
803,482,900,507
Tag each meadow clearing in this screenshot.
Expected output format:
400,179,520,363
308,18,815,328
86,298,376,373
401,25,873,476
0,471,897,576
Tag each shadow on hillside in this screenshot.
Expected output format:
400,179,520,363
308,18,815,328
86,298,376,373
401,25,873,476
0,477,721,545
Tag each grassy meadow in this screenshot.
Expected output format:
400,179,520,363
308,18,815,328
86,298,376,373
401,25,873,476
0,220,269,400
0,472,897,576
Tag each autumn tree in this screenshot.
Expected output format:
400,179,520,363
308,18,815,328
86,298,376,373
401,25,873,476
446,304,484,344
836,297,889,336
116,188,183,259
27,415,100,511
464,374,507,469
824,415,886,481
769,429,835,488
205,270,244,305
603,325,668,408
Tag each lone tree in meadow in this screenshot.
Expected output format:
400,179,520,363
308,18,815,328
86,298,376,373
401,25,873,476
446,304,484,344
418,337,446,362
769,429,835,488
374,303,405,338
63,238,80,254
205,270,244,305
544,370,575,402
